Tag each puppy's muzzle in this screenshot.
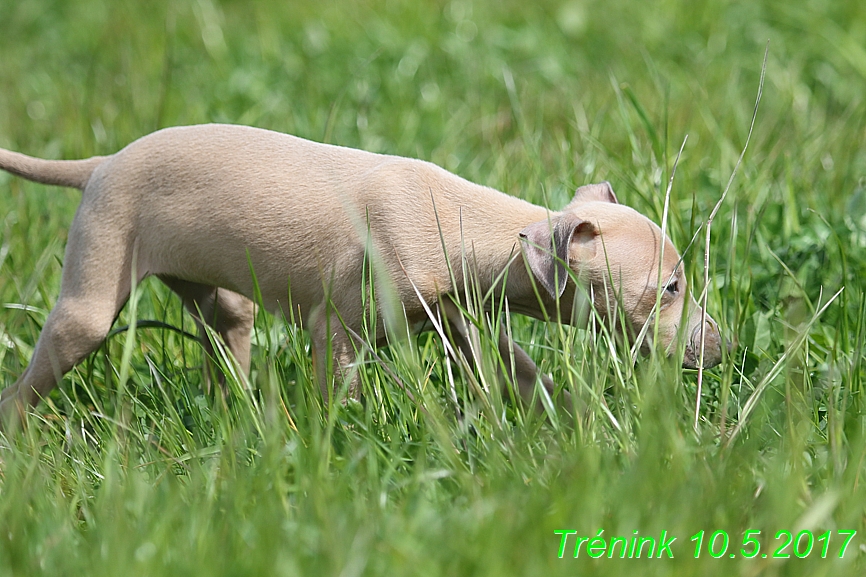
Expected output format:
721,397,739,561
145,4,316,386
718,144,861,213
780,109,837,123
683,318,726,369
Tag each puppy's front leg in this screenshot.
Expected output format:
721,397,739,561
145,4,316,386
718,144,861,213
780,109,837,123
310,307,361,403
438,299,553,405
494,329,556,401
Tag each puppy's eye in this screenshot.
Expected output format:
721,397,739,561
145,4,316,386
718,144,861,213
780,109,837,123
664,280,679,295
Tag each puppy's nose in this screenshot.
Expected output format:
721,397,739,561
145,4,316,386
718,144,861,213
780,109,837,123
682,319,725,369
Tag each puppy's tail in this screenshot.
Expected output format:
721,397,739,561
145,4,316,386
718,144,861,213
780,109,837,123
0,147,106,190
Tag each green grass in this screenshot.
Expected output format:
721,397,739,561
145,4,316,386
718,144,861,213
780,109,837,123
1,0,865,574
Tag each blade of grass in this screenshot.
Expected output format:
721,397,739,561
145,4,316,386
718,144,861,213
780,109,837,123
696,43,768,431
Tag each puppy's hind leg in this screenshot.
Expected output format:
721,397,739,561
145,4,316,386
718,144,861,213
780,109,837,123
0,216,139,424
158,277,254,394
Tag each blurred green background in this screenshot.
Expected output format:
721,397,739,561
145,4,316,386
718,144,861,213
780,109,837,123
0,0,865,575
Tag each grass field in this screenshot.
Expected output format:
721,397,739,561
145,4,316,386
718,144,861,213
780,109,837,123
1,0,865,574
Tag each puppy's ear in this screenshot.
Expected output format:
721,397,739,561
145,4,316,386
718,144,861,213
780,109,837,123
566,181,618,208
519,213,594,299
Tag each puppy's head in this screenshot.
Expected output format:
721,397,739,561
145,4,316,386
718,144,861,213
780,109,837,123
519,182,724,368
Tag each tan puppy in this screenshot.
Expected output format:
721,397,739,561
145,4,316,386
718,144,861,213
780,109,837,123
0,124,724,417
